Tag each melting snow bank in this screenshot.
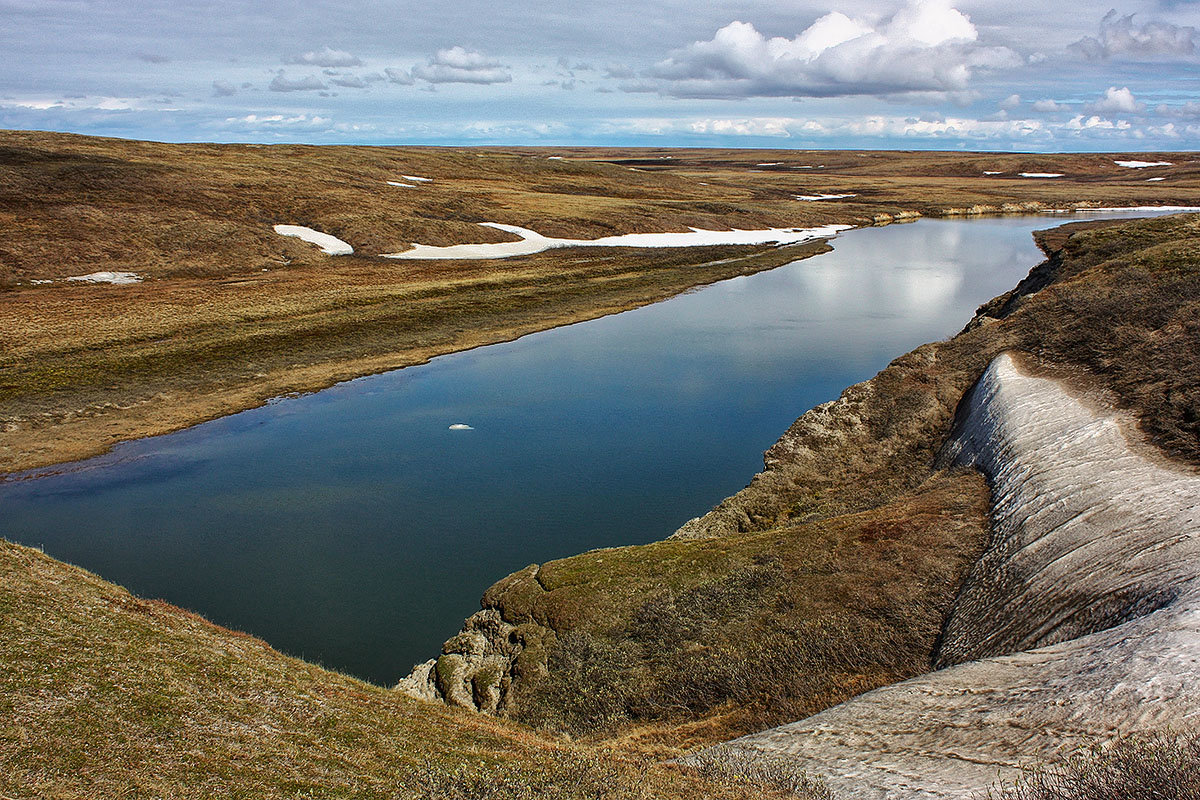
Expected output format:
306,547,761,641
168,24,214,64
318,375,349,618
1018,172,1064,178
794,193,856,201
273,224,354,256
1049,205,1200,213
1115,159,1172,168
67,271,142,284
683,353,1200,800
383,222,849,260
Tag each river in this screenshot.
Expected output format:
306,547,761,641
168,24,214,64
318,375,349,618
0,210,1174,685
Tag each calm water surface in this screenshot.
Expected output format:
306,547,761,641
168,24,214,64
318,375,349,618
0,212,1163,684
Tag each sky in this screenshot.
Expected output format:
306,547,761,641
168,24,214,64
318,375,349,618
2,0,1199,150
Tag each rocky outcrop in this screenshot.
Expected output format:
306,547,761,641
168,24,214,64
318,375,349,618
681,352,1200,798
395,566,556,713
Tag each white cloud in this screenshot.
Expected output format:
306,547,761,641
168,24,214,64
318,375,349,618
637,0,1019,99
1071,10,1196,60
211,80,236,97
285,46,362,68
1086,86,1143,114
330,75,368,88
999,93,1021,109
411,47,511,84
1156,100,1200,119
1032,98,1065,112
1,95,144,111
269,72,328,92
384,67,414,85
221,113,333,130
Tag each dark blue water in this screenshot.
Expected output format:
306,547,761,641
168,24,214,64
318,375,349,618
0,212,1163,685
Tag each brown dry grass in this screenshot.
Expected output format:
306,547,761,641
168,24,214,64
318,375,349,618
497,472,989,747
0,537,817,800
990,732,1200,800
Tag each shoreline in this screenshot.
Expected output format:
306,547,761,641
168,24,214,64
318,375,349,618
7,204,1197,478
1,238,836,476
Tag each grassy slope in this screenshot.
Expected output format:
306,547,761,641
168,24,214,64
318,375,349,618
0,537,811,800
459,213,1200,749
3,132,1200,473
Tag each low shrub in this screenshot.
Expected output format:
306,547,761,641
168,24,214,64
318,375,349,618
991,732,1200,800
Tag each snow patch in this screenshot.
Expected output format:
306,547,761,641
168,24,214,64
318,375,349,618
1147,177,1166,182
383,222,850,260
794,193,856,201
66,271,142,284
1115,160,1172,168
402,175,433,182
273,225,354,256
1018,172,1064,178
448,423,474,431
386,181,417,188
983,171,1003,175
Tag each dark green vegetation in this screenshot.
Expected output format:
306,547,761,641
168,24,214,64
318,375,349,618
450,213,1200,749
993,733,1200,800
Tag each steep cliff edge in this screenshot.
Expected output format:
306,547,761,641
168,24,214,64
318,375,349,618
686,352,1200,798
399,213,1200,754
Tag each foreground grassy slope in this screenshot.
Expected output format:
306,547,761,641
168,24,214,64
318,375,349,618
3,132,1199,474
431,213,1200,748
0,537,815,800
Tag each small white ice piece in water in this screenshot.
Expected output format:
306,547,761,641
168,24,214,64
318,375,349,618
67,271,142,284
448,423,474,431
273,225,354,255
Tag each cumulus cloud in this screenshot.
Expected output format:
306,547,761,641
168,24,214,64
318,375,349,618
607,113,1053,142
1156,100,1200,118
1032,98,1065,112
999,93,1021,109
220,113,333,131
211,80,236,97
1071,10,1196,60
411,47,511,84
285,46,362,68
269,72,328,92
636,0,1019,99
330,75,368,88
1086,86,1144,114
384,67,414,85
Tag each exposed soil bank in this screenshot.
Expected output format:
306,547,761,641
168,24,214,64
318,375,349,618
685,352,1200,798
